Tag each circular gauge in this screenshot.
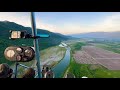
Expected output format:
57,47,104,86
25,49,33,57
6,50,15,58
16,55,22,61
4,46,35,62
16,47,23,53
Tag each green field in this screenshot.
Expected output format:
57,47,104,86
66,41,120,78
95,42,120,54
69,42,86,54
68,57,120,78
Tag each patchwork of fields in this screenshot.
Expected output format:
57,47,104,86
73,46,120,70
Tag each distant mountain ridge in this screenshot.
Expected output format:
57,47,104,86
69,31,120,39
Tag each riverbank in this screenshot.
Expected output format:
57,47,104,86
12,45,66,78
62,50,72,78
63,51,75,78
40,45,66,67
63,42,86,78
52,46,71,78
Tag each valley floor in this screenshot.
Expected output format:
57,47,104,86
65,41,120,78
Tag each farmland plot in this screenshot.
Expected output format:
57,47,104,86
73,51,98,64
74,46,120,70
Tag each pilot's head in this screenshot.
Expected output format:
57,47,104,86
0,63,12,78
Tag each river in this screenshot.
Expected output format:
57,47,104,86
11,44,71,78
52,46,71,78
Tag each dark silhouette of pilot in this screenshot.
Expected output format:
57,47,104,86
21,68,35,78
0,63,13,78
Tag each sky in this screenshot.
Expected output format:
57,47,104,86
0,12,120,35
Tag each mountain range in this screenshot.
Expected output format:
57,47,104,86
0,21,70,64
69,32,120,39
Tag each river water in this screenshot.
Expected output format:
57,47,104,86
11,46,71,78
52,47,71,78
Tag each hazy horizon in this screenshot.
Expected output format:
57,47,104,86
1,12,120,35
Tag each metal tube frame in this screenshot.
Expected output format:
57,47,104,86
14,63,38,78
13,12,41,78
14,62,19,78
31,12,41,78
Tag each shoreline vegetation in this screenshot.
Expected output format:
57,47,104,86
95,43,120,54
62,50,72,78
63,42,87,78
